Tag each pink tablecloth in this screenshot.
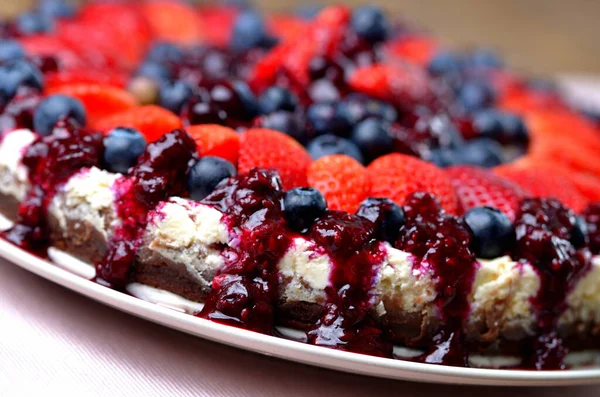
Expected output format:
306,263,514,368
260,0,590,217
0,258,598,396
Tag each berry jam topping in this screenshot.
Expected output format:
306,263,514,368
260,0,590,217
198,168,291,333
307,211,390,357
512,198,592,369
395,192,476,366
583,203,600,255
2,120,103,251
95,129,197,287
0,92,41,131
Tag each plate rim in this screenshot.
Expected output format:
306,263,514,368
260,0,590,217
1,238,599,386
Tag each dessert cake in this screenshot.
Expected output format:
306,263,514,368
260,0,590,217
0,0,599,370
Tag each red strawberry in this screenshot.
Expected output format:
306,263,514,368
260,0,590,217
385,35,439,66
348,64,438,112
238,128,312,189
45,69,128,90
493,166,589,213
142,1,203,45
368,154,458,214
445,166,527,221
46,83,138,125
186,124,240,165
196,5,239,46
267,14,308,42
307,155,369,213
92,105,182,143
20,35,86,71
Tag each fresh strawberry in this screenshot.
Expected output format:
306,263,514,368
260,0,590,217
45,69,128,90
267,14,308,43
20,35,86,71
142,1,203,45
247,43,288,93
445,166,526,220
197,5,239,46
368,154,458,214
385,35,439,66
307,155,369,213
46,83,138,125
348,64,438,112
186,124,240,165
238,128,312,189
92,105,182,143
493,166,589,213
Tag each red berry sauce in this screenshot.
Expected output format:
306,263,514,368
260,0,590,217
95,129,197,287
395,192,477,366
583,203,600,255
2,121,104,252
512,198,592,369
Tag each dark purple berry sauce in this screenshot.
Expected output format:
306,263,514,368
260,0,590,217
512,198,592,369
583,203,600,255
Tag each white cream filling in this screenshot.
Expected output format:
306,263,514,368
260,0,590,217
0,128,36,201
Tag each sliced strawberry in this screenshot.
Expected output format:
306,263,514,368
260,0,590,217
445,166,526,221
307,155,369,213
45,69,128,90
385,35,439,66
186,124,240,165
267,14,308,43
197,5,239,46
46,83,138,125
142,1,203,45
20,35,86,71
92,105,182,143
368,153,458,214
238,128,312,189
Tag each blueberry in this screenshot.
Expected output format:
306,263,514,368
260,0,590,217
308,79,340,103
499,113,529,143
146,42,184,64
159,80,194,114
103,127,147,174
356,197,405,244
458,81,495,112
418,113,464,148
0,60,44,105
258,86,297,114
136,61,172,83
350,6,389,43
230,10,268,52
33,94,86,136
0,39,25,63
16,12,54,35
427,51,463,77
351,118,393,162
261,111,307,143
427,147,458,167
306,102,349,135
307,134,364,163
467,49,503,69
38,0,75,18
232,80,260,119
570,216,588,248
187,156,237,201
454,138,505,168
463,206,515,259
283,187,327,232
472,109,504,140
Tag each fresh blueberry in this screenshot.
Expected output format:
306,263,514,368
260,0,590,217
16,12,54,35
230,10,268,52
308,79,341,103
454,138,505,168
159,80,194,114
427,147,458,168
232,80,260,119
350,6,389,43
463,206,515,259
356,197,405,244
258,86,297,114
103,127,147,174
467,48,503,69
570,216,588,249
416,113,464,148
499,112,529,144
146,42,183,64
261,111,307,143
38,0,75,18
0,39,25,63
33,94,86,136
427,51,463,77
472,109,504,140
307,134,364,163
458,81,495,112
351,118,393,162
187,156,237,201
0,60,44,105
283,187,327,232
306,102,349,135
136,61,172,83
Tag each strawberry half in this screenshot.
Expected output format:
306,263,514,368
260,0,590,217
186,124,240,165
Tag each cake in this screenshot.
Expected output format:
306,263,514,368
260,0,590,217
0,0,599,370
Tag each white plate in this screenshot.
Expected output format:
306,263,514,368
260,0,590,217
1,238,600,386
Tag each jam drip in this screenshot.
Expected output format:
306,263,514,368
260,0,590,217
583,203,600,255
307,212,390,357
95,129,197,287
395,192,476,366
198,168,292,334
512,198,592,370
2,121,104,252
